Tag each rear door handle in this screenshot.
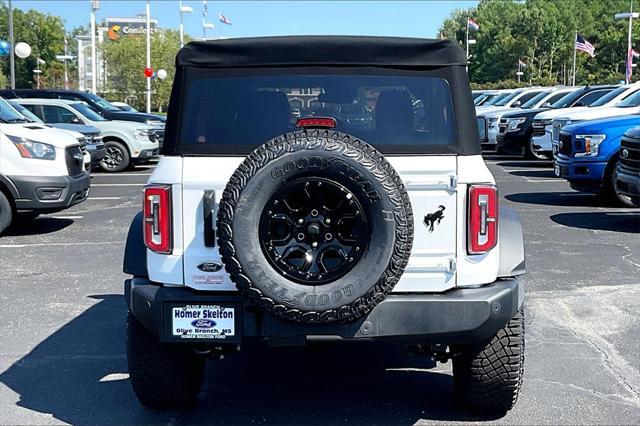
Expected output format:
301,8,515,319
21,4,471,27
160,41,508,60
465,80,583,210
203,190,216,247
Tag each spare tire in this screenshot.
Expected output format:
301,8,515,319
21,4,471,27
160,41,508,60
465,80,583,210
217,130,413,323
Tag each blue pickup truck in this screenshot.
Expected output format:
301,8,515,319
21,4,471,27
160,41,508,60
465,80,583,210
553,114,640,206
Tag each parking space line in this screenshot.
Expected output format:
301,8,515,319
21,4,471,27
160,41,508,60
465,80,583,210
92,173,152,177
50,215,83,219
0,241,125,248
88,197,122,200
91,183,145,187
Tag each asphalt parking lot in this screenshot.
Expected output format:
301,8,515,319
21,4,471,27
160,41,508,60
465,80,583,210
0,156,639,425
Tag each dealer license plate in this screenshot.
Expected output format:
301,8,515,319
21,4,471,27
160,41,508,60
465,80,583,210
172,305,236,339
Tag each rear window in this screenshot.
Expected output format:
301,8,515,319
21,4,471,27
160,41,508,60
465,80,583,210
178,72,458,154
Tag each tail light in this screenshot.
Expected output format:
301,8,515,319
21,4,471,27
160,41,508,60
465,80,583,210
296,117,337,129
143,185,172,254
468,185,498,254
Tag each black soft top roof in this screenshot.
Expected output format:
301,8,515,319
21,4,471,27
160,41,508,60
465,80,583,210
176,36,466,68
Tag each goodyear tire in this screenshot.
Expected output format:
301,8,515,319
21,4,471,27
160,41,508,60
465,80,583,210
453,308,525,415
217,130,413,323
127,312,205,409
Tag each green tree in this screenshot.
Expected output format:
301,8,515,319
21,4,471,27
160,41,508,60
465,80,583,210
0,2,66,88
439,0,640,86
0,67,7,89
102,29,184,111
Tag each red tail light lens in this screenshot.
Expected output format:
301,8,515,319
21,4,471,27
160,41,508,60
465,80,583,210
296,117,337,129
468,185,498,254
143,185,172,254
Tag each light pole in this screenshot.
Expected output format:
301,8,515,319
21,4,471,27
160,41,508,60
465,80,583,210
90,0,99,94
202,0,214,39
34,58,45,89
56,35,75,90
8,0,15,89
615,3,639,84
146,0,152,113
179,1,193,48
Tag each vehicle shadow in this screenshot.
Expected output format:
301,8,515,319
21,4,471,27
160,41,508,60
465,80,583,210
496,160,553,168
0,295,499,425
184,344,499,425
3,217,73,236
550,212,640,233
507,169,556,179
505,191,618,208
482,154,522,161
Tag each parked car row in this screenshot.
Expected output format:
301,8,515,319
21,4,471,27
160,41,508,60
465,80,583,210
475,83,640,207
0,90,166,234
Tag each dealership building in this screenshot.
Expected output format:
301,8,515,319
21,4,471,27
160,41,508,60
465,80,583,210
77,15,158,92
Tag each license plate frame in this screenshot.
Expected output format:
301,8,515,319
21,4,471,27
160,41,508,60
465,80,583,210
167,303,241,342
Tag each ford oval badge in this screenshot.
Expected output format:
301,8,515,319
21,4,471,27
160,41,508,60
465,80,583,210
197,262,223,273
192,319,216,329
622,148,629,158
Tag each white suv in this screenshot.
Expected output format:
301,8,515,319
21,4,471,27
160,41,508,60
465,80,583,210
123,37,527,415
0,98,89,233
17,99,160,172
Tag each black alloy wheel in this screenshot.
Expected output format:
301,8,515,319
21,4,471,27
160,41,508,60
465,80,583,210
103,146,123,168
100,141,130,172
259,177,370,285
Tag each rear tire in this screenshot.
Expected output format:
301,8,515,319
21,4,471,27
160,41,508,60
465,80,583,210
127,312,206,409
100,141,130,172
453,308,525,416
0,192,12,235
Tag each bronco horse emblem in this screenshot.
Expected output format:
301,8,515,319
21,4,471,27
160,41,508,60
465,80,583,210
423,205,446,232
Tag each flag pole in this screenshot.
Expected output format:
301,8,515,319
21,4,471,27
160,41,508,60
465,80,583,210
572,30,577,86
466,17,469,73
627,1,634,83
517,60,521,84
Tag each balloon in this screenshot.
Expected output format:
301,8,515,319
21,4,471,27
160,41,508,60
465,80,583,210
144,67,153,78
14,42,31,59
0,40,10,57
156,69,167,80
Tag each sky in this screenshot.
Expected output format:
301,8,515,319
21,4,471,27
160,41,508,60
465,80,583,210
11,0,478,39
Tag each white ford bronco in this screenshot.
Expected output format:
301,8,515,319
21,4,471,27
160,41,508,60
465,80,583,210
123,36,526,415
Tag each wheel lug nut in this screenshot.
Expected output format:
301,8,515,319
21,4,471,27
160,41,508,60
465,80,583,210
298,218,304,224
312,242,318,248
325,233,332,241
311,209,319,217
297,233,305,240
325,218,331,224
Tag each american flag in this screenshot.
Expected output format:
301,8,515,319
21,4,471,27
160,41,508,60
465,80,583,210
467,18,480,31
203,0,208,17
575,34,595,57
219,13,231,25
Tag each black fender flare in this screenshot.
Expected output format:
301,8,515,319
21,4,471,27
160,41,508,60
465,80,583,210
0,174,20,200
497,206,526,278
123,211,148,277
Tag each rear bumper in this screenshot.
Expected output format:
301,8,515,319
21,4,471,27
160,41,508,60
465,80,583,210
125,277,523,345
10,172,90,213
